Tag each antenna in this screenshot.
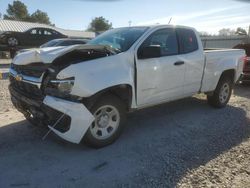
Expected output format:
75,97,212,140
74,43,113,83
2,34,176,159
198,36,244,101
168,17,172,24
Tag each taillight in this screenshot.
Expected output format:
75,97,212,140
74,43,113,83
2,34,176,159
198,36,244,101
243,56,248,69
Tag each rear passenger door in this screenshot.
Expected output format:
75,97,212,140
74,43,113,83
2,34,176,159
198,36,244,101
176,28,205,96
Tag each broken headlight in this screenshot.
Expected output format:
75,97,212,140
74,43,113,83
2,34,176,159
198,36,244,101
49,77,75,95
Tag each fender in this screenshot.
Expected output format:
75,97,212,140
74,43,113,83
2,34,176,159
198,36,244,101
56,51,137,108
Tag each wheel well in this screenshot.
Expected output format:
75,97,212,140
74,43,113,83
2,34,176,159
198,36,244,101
206,69,235,96
220,69,235,82
83,84,133,111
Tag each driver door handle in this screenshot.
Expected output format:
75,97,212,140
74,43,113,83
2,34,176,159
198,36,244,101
174,61,185,66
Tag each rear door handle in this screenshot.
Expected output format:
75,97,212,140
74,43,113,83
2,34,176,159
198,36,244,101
174,61,185,66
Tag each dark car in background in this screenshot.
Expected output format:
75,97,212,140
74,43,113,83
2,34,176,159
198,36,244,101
0,27,67,47
234,44,250,83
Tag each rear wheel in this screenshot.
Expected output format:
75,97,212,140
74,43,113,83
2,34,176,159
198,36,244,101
84,95,126,148
207,77,233,108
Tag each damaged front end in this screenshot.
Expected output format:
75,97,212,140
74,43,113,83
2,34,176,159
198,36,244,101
9,45,116,143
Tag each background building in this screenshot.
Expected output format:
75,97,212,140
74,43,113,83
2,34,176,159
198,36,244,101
201,35,249,49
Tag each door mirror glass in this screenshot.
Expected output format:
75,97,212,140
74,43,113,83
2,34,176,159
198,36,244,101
138,45,161,59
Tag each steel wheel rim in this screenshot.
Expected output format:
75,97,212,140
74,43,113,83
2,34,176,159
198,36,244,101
90,105,120,140
8,37,18,46
219,83,230,103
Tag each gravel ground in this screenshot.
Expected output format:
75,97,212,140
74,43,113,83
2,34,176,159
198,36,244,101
0,80,15,113
0,80,249,188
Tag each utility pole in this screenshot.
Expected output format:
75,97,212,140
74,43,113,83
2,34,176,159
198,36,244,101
128,21,132,27
248,25,250,37
248,25,250,43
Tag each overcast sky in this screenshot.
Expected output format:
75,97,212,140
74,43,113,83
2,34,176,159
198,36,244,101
0,0,249,34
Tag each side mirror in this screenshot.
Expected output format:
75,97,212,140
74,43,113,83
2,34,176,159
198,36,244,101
138,45,161,59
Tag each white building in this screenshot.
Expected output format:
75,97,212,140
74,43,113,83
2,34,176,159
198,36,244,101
201,35,249,49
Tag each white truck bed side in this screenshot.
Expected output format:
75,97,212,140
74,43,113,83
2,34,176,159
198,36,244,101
201,49,245,92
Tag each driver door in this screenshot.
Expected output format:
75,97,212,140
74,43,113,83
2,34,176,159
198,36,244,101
136,28,185,107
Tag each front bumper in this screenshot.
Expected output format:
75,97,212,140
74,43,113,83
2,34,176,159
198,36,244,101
9,85,94,144
43,96,94,143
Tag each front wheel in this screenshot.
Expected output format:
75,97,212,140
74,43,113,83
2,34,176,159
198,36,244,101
7,37,19,46
207,77,233,108
84,95,126,148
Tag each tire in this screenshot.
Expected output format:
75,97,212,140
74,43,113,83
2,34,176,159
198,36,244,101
207,76,233,108
84,95,127,148
7,37,19,47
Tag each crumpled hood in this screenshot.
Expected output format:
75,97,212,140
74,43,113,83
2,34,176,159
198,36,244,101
13,45,115,66
13,46,78,65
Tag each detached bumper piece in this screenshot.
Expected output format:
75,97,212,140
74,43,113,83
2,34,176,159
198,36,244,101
43,96,95,144
9,85,95,144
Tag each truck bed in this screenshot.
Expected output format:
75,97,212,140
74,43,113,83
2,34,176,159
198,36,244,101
201,48,245,92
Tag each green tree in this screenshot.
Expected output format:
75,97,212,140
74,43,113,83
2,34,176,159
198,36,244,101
3,1,53,25
29,9,51,25
3,0,29,21
199,31,211,36
218,28,236,36
87,16,112,32
235,27,247,35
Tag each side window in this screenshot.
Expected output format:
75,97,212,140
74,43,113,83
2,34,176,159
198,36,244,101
51,30,60,36
177,28,198,54
140,28,178,57
37,29,43,35
44,29,52,35
30,29,37,35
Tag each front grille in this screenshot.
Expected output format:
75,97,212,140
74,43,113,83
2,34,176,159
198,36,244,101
9,76,44,99
11,63,49,77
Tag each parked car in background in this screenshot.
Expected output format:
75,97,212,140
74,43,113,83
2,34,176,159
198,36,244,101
234,44,250,83
0,27,67,47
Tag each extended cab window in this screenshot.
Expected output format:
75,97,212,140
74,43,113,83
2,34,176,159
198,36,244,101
177,28,198,54
140,28,178,57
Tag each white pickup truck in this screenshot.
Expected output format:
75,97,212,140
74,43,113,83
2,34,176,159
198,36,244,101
9,25,245,148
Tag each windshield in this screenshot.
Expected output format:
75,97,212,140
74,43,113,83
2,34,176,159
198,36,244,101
88,27,149,52
40,40,61,48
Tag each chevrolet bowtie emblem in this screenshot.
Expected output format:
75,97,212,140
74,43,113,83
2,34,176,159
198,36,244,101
15,74,23,81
